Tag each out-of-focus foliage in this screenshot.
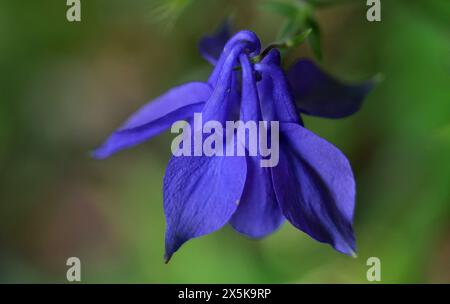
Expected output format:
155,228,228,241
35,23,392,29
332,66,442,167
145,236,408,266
261,0,323,59
0,0,449,283
150,0,194,30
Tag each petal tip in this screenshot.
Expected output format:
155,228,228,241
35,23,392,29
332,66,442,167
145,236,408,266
334,236,357,257
90,147,110,160
164,254,172,264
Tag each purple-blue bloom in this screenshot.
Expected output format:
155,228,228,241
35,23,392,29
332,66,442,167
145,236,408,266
94,29,371,262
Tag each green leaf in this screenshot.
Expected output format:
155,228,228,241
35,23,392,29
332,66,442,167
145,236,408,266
260,28,312,59
285,28,313,48
306,16,322,61
278,18,300,40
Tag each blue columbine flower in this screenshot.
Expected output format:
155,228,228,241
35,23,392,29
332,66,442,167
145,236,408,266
94,29,374,262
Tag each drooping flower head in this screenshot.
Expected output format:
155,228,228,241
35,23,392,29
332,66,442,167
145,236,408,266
94,29,375,262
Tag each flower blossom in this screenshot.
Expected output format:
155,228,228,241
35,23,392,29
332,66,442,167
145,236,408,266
94,29,374,262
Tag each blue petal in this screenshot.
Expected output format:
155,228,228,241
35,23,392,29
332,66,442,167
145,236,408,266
287,59,375,119
256,50,281,122
230,54,284,238
257,63,356,254
203,36,259,123
164,38,252,261
272,122,356,255
261,49,281,66
230,157,284,238
198,19,232,65
164,155,247,262
238,53,260,122
255,62,301,124
92,82,211,159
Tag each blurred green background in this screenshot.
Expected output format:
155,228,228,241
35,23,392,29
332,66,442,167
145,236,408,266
0,0,449,283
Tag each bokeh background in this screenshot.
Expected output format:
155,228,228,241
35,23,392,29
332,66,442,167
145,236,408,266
0,0,449,283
